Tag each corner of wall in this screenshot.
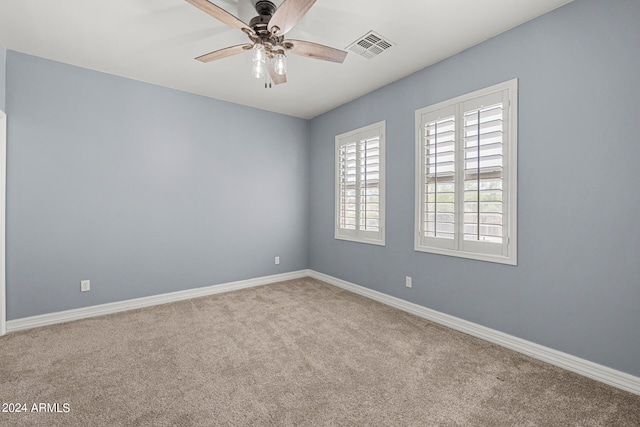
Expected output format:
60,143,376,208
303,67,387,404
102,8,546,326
304,118,313,270
0,43,6,112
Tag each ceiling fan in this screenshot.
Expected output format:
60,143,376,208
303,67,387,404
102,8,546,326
185,0,348,87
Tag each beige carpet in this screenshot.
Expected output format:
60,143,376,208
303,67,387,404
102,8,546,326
1,277,638,426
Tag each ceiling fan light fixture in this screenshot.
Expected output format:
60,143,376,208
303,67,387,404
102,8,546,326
186,0,348,86
274,53,287,75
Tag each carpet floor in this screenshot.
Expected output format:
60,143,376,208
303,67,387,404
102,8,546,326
1,277,639,426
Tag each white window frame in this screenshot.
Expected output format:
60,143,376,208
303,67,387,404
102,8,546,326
335,121,386,246
415,80,517,265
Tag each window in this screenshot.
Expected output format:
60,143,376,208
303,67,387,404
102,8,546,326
336,121,385,245
415,80,517,264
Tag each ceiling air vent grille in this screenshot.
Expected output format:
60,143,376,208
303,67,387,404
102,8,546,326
346,31,395,59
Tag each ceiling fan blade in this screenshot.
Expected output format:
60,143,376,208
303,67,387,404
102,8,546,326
284,40,348,63
268,0,317,36
268,62,287,85
196,44,253,63
185,0,254,35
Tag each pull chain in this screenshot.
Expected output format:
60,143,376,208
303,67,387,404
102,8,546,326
264,59,272,89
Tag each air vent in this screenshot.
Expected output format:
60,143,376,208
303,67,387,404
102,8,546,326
346,31,395,59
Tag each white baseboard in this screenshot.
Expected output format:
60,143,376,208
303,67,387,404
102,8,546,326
308,270,640,396
7,268,639,395
6,270,310,333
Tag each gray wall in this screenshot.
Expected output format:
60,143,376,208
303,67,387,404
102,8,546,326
0,42,5,111
308,0,640,377
5,51,309,319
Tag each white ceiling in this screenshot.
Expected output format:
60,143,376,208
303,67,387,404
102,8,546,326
0,0,572,119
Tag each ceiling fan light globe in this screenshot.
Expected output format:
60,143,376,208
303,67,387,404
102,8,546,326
252,43,266,63
274,53,287,75
252,60,265,79
251,43,266,79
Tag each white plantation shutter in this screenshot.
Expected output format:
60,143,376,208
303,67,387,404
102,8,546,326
415,80,517,265
419,105,457,250
462,92,505,254
359,136,381,232
338,141,357,231
336,122,385,245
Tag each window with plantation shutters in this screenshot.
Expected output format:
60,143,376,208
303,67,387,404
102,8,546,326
336,121,385,245
415,80,517,265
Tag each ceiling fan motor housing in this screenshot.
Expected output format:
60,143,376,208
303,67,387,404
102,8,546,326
249,15,271,36
250,1,276,36
249,1,283,49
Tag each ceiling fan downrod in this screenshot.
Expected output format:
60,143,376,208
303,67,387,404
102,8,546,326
255,0,276,17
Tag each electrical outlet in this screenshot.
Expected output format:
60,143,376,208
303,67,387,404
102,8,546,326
275,256,280,265
80,280,91,292
405,276,412,288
